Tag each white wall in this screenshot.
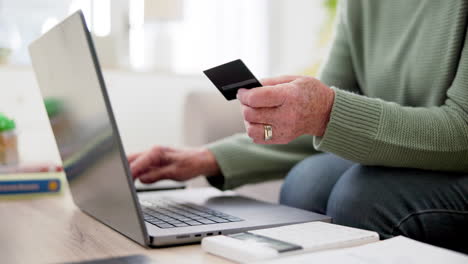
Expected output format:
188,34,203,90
267,0,328,76
104,70,211,152
0,67,60,164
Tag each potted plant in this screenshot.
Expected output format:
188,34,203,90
0,113,18,165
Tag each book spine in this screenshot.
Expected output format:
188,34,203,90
0,179,61,195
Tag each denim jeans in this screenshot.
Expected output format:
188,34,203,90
280,153,468,253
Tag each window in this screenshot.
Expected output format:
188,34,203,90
129,0,269,76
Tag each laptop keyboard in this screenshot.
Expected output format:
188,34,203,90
141,201,243,229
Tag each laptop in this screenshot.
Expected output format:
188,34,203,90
28,11,330,247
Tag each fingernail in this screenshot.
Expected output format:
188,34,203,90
237,89,247,97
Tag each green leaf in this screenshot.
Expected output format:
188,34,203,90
324,0,338,13
0,113,15,132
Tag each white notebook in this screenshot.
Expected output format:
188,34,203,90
201,222,379,263
250,236,468,264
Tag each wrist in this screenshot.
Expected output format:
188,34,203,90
197,148,221,177
317,86,335,137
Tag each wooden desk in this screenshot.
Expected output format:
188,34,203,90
0,186,232,264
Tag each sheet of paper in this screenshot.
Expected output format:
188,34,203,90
251,236,468,264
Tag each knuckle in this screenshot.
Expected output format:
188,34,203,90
161,170,176,180
150,145,161,153
287,83,298,94
282,75,296,82
178,156,189,168
159,150,170,164
242,107,256,122
239,92,250,104
246,93,256,106
149,147,162,160
263,88,274,98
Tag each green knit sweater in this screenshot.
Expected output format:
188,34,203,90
207,0,468,190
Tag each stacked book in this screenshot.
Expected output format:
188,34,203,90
0,172,63,197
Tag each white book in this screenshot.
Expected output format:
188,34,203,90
201,221,379,263
250,236,468,264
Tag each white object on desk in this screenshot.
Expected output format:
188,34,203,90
202,221,379,263
250,236,468,264
134,179,185,192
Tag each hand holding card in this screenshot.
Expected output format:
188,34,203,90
203,59,262,100
203,60,335,144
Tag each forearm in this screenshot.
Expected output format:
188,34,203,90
207,133,318,190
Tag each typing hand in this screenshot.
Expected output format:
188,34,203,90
128,146,220,184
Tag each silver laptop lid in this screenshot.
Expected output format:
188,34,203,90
29,11,149,246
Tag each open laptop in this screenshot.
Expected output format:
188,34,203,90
28,11,330,247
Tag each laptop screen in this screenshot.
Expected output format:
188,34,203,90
29,11,148,246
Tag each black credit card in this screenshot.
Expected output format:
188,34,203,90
203,59,262,100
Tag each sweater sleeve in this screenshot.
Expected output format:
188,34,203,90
314,31,468,172
207,134,317,190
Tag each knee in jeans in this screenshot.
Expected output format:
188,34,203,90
279,160,311,208
280,154,355,213
326,165,386,230
279,156,324,210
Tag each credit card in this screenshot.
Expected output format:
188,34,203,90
203,59,262,100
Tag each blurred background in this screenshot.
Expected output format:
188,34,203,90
0,0,337,172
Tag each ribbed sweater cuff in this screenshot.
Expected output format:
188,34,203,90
314,88,383,162
206,137,247,190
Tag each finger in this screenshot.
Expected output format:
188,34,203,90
245,122,269,144
130,147,176,179
138,166,178,183
237,85,287,108
130,149,158,178
260,75,301,86
241,104,279,124
245,122,291,145
127,152,141,164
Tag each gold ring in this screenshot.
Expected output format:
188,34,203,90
264,125,273,141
